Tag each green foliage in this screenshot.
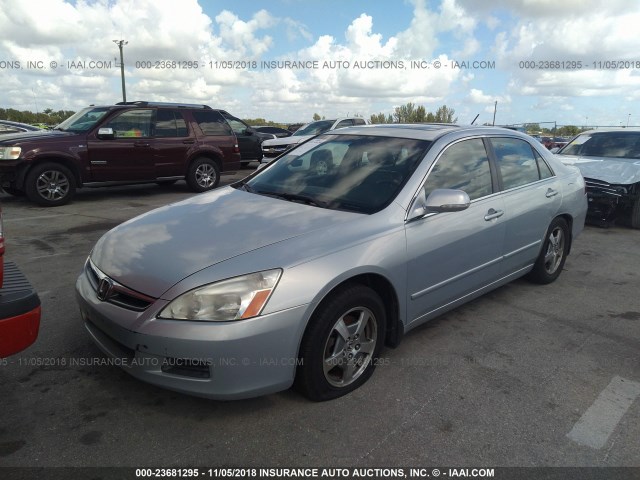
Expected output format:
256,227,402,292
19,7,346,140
312,113,321,121
370,103,457,124
0,108,75,126
243,118,288,129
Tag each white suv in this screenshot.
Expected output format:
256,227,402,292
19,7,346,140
260,117,368,162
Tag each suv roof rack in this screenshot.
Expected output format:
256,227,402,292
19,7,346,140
115,101,212,109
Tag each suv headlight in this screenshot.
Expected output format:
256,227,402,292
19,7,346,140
0,147,21,160
158,269,282,322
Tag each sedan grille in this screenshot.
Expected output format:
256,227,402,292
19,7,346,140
584,178,627,198
85,260,155,312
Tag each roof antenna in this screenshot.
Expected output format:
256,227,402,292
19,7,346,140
470,114,479,125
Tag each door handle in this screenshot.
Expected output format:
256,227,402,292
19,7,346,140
546,188,559,198
182,139,195,144
484,208,504,221
133,142,150,147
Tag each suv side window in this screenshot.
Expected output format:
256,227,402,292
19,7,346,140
424,138,493,201
353,118,366,126
221,114,250,136
103,109,153,138
193,110,233,136
490,137,541,190
155,109,188,138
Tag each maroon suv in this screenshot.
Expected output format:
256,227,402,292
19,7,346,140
0,101,241,206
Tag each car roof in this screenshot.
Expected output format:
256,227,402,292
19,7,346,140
328,124,538,142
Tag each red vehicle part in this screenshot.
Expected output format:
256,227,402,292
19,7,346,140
0,207,41,357
0,262,41,357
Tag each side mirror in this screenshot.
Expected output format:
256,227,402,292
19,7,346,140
97,127,115,140
426,189,471,213
408,188,470,220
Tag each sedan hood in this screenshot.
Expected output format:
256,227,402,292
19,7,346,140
91,187,354,297
556,154,640,185
0,130,72,144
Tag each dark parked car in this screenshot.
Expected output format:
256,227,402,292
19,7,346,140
0,205,41,357
0,120,42,135
218,114,272,166
0,101,241,206
555,128,640,227
253,126,293,138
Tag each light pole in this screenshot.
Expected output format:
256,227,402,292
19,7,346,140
113,39,128,102
627,113,631,127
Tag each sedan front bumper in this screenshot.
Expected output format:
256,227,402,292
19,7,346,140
75,270,309,400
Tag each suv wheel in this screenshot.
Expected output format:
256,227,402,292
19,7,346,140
25,163,76,206
186,157,220,192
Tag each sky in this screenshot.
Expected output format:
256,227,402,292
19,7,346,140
1,0,639,127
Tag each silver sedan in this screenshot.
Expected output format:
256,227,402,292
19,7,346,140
76,125,588,401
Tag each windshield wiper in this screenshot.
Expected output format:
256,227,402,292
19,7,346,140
238,181,257,193
260,191,328,208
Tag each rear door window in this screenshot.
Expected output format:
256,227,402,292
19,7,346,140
490,137,541,190
155,110,188,137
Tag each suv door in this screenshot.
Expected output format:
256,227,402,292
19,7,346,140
405,137,506,324
87,109,155,181
220,112,262,163
152,109,192,178
488,137,562,275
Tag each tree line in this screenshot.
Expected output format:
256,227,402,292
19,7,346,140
0,108,76,126
370,103,457,124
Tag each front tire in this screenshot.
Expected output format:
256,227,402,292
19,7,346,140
186,157,220,192
25,162,76,206
526,217,569,284
295,284,386,401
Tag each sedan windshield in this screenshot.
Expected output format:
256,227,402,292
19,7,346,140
55,107,110,133
558,132,640,159
242,134,431,214
292,120,335,137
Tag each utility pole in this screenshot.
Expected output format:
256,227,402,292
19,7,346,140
492,101,497,126
113,39,128,102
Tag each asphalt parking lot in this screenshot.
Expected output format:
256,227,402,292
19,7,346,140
1,166,639,469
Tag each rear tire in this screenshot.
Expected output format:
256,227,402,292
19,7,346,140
295,284,386,401
526,217,569,284
25,163,76,206
186,157,220,192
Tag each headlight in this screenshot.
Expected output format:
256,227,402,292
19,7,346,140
158,269,282,322
0,146,21,160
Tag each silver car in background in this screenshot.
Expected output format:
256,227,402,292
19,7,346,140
260,117,368,161
555,128,640,228
76,125,587,401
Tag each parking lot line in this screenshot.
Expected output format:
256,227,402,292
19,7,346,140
567,376,640,449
